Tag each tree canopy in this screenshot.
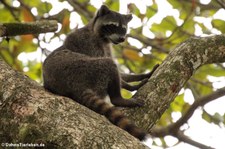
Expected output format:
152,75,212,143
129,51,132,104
0,0,225,148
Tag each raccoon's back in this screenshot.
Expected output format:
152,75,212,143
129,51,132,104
64,27,111,57
43,49,110,99
43,50,88,97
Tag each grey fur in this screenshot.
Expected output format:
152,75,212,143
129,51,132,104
43,5,158,140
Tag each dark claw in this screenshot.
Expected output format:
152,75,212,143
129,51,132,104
139,78,148,86
146,64,160,78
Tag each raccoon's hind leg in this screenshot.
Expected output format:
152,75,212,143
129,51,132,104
121,79,148,91
105,59,144,107
121,64,159,82
120,64,159,91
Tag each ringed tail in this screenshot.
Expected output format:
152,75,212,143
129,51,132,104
81,89,147,141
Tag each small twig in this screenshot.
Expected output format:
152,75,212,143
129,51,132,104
189,78,213,88
166,9,194,42
151,86,225,138
127,34,169,53
67,0,93,20
217,63,225,69
176,131,215,149
215,0,225,9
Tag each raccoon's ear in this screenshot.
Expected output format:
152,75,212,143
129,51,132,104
97,5,110,17
125,14,133,22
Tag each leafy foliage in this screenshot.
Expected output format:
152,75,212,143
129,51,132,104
0,0,225,148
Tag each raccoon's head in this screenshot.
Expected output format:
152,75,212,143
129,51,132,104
93,5,132,44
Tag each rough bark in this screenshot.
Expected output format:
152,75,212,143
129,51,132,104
0,34,225,148
125,35,225,131
0,62,148,148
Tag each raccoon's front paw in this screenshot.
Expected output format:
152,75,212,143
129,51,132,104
138,78,148,87
130,98,145,107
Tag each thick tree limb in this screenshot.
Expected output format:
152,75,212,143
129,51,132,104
0,35,225,148
0,59,148,148
123,35,225,132
0,20,58,37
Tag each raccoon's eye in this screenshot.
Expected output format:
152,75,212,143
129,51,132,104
101,24,126,35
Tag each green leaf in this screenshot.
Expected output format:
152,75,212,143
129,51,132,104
128,4,140,16
171,93,185,112
212,19,225,33
167,0,191,20
22,0,40,7
200,64,225,77
201,9,217,17
223,114,225,125
0,48,13,65
212,113,224,125
167,0,181,9
37,2,53,16
121,89,132,98
76,0,89,4
151,16,177,38
25,61,42,82
110,1,119,11
157,109,173,126
202,111,224,125
0,9,15,22
197,22,211,34
146,4,157,18
202,111,212,123
80,14,89,25
182,19,195,34
87,5,96,13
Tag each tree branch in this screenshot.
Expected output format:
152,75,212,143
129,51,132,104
0,59,148,148
67,0,93,20
0,20,58,37
123,35,225,132
174,87,225,128
127,34,169,53
176,131,214,149
215,0,225,9
151,87,225,137
1,34,225,147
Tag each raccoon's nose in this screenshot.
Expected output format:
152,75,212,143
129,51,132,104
118,36,125,42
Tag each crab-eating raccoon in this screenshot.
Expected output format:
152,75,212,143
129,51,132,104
43,5,158,141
